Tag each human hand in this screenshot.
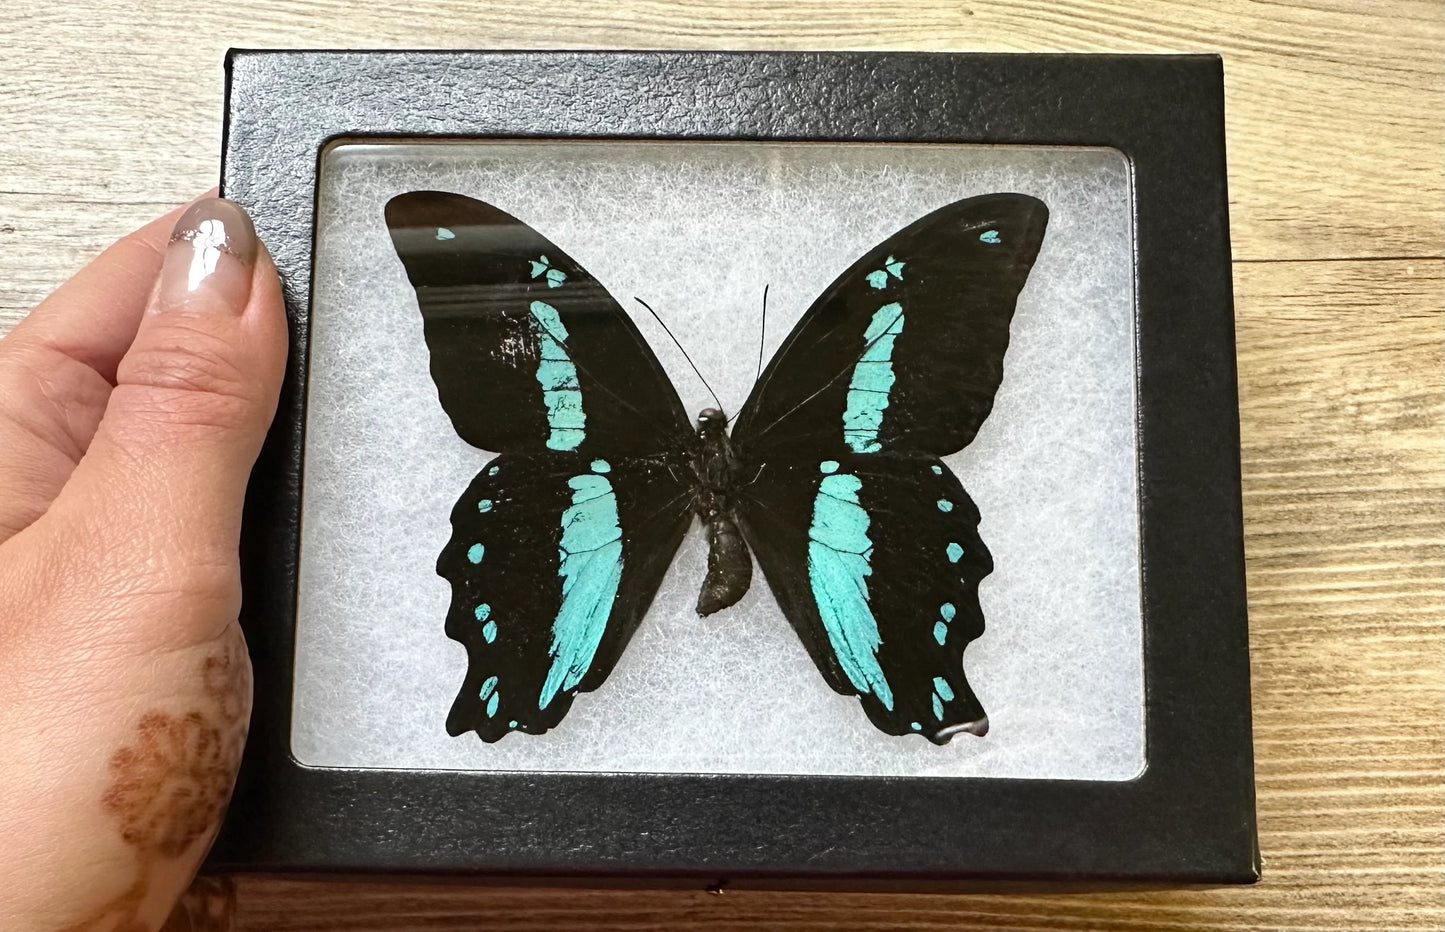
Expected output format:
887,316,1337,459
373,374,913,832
0,197,286,930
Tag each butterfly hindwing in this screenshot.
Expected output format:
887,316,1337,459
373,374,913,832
442,452,694,741
736,453,994,743
385,191,693,457
730,194,1048,460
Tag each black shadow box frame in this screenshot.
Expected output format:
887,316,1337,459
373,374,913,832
215,49,1258,888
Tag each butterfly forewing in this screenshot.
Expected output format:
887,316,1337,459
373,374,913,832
385,191,694,457
731,194,1048,460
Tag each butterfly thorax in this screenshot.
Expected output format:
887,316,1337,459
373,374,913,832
692,407,752,617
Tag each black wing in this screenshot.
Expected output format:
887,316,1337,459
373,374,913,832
730,194,1048,742
442,452,694,741
385,192,699,740
385,190,693,457
730,194,1047,460
736,454,992,743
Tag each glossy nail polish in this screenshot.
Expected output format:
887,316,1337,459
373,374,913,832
157,198,258,315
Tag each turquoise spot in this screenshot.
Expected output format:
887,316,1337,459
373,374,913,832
937,499,953,513
933,620,948,645
509,720,518,728
530,301,586,451
487,692,500,717
539,472,624,709
931,464,943,475
911,722,922,731
933,676,955,702
807,473,894,710
591,459,610,474
819,460,839,474
478,499,493,513
435,227,455,241
467,543,485,564
487,465,499,477
867,255,905,289
980,229,1001,244
941,602,956,621
478,675,498,701
482,620,497,643
946,542,964,563
530,255,568,288
474,603,491,621
932,694,944,719
843,302,905,453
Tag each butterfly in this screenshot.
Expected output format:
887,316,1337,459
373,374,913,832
384,190,1048,745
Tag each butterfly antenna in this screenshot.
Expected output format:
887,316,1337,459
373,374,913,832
724,283,772,427
634,297,724,414
748,303,905,447
755,284,769,387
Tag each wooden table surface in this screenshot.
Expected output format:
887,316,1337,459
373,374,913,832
2,2,1441,929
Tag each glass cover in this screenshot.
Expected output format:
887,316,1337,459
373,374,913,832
295,141,1143,779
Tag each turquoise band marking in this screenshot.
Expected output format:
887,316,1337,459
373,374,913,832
932,694,944,719
946,542,964,563
807,472,894,710
937,499,953,513
940,602,956,622
479,675,498,701
591,459,610,474
474,603,490,621
477,499,493,513
980,229,1001,244
930,464,943,475
530,301,586,451
933,676,955,702
538,472,624,710
435,227,455,241
842,302,904,454
487,465,500,477
933,620,948,645
482,620,497,643
487,692,500,717
819,460,839,474
467,543,485,564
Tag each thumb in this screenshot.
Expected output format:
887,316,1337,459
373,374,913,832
58,197,287,597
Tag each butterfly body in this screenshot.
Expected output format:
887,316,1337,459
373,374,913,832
385,189,1048,746
691,407,754,616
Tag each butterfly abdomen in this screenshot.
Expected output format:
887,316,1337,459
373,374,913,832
692,408,753,616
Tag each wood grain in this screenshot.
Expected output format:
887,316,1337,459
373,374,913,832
1,1,1441,929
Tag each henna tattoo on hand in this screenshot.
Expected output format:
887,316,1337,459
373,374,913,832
61,630,251,932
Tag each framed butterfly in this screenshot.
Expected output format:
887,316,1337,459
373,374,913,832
384,190,1048,745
